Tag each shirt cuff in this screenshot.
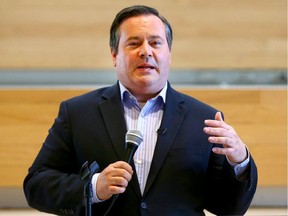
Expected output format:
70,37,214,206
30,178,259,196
227,146,250,177
91,173,104,203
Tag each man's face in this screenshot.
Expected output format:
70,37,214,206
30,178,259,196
111,14,171,101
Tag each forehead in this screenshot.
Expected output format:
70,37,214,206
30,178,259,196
119,15,166,38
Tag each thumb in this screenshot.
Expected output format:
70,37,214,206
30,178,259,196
215,111,224,121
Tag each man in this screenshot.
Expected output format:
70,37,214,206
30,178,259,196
24,5,257,216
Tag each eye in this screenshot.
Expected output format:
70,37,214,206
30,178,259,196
126,40,140,47
150,40,162,48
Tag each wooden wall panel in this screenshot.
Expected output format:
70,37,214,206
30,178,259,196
0,88,286,187
0,0,286,69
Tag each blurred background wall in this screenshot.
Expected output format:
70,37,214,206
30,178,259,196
0,0,286,209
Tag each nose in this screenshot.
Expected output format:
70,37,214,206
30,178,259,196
139,42,152,58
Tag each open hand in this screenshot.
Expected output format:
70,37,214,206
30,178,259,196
203,112,247,163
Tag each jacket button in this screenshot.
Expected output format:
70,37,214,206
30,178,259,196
141,202,147,209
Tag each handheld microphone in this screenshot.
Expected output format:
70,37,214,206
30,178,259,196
122,129,143,164
103,130,143,216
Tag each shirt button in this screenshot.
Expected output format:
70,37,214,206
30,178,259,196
141,202,147,209
134,159,142,164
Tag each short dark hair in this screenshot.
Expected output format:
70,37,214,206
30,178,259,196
110,5,173,54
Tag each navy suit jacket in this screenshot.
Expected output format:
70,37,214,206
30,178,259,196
24,82,257,216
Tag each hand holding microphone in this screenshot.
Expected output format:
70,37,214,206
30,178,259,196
96,130,143,201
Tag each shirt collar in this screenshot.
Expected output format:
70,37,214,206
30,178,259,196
119,81,167,104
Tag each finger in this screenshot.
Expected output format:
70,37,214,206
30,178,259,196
114,161,134,175
108,172,132,195
212,146,234,155
212,143,248,163
203,127,231,139
100,162,133,185
208,136,231,147
109,185,127,195
205,112,229,129
204,119,232,131
113,169,133,182
204,111,223,125
110,176,129,187
215,111,223,121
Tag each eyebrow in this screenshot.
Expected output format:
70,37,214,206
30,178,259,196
126,35,164,42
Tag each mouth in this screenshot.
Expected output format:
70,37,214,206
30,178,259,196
137,64,155,70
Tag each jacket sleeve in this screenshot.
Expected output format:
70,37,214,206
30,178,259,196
204,150,258,216
23,101,85,215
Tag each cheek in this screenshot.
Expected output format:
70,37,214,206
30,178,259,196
166,52,172,65
115,57,131,80
157,50,171,63
116,53,131,68
158,54,171,71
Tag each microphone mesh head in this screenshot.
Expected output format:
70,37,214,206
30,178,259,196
125,129,143,146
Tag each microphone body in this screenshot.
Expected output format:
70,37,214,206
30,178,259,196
123,129,143,164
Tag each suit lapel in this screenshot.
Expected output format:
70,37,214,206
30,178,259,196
99,84,127,159
144,86,187,195
98,83,142,198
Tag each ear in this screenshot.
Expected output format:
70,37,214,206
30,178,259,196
111,48,117,67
